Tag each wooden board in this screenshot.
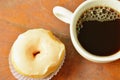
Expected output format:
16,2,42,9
0,0,120,80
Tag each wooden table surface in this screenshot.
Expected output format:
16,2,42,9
0,0,120,80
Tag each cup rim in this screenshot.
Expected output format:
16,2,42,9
70,0,120,63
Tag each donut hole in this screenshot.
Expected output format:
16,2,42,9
33,51,40,57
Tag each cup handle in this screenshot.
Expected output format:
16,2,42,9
53,6,73,24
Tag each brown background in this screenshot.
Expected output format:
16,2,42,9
0,0,120,80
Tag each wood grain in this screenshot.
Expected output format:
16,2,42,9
0,0,120,80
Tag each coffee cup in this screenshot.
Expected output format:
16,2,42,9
53,0,120,63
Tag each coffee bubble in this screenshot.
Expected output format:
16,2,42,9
80,6,120,22
76,6,120,33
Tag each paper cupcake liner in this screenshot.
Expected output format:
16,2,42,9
9,53,65,80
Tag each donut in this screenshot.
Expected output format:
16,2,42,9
10,29,65,79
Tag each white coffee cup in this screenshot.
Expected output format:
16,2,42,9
53,0,120,63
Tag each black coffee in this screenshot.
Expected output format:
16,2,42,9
77,7,120,56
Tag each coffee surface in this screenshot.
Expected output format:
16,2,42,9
77,6,120,56
78,20,120,56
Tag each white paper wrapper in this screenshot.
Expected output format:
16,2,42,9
9,53,65,80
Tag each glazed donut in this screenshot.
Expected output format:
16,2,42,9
10,29,65,78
